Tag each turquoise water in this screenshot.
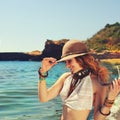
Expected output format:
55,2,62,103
0,61,120,120
0,61,68,120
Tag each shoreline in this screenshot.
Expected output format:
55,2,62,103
101,58,120,64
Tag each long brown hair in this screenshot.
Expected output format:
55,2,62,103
75,54,110,84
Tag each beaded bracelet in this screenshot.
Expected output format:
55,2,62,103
104,103,113,108
99,107,111,116
105,98,114,103
104,98,114,108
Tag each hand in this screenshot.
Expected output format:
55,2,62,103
107,79,120,100
41,57,57,73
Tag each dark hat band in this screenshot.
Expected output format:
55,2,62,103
61,51,88,58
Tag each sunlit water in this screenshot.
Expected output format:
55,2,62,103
0,61,120,120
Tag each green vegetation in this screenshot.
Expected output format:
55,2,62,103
86,22,120,52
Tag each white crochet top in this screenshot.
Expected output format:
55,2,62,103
60,74,93,110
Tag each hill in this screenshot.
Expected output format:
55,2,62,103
86,22,120,52
0,22,120,61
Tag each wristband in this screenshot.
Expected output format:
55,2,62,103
99,107,111,116
104,98,114,108
38,67,48,78
105,98,114,103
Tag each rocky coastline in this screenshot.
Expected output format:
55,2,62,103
0,40,120,61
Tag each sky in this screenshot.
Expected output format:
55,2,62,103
0,0,120,52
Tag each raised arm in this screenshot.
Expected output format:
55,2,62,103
94,79,120,120
38,72,69,102
38,57,70,102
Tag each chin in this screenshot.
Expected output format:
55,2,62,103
70,69,75,74
70,70,73,74
71,70,75,74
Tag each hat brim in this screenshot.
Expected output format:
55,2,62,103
57,53,87,62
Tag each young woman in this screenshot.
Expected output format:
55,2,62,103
38,40,120,120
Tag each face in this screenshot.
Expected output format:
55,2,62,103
65,58,83,73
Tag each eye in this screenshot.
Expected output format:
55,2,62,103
66,60,72,64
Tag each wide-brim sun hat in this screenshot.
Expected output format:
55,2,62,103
58,40,89,62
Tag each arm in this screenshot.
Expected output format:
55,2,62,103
38,72,69,102
94,79,120,120
93,82,107,120
38,57,70,102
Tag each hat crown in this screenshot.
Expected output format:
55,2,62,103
62,40,88,58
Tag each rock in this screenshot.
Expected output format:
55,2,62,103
0,52,42,61
26,50,42,56
0,39,120,61
40,39,69,60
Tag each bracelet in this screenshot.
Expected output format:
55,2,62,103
99,107,111,116
39,77,46,81
104,102,113,108
38,67,48,78
105,98,114,103
104,98,114,108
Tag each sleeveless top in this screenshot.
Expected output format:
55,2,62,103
60,74,93,110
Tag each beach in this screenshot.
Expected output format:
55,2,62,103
101,59,120,64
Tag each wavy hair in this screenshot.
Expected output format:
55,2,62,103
75,54,110,84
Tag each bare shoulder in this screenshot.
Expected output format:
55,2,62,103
54,72,71,86
59,72,71,82
90,74,105,93
90,74,107,93
90,74,99,86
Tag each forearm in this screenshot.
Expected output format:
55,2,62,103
38,67,49,102
38,79,48,102
37,57,58,102
94,98,114,120
94,105,111,120
94,78,120,120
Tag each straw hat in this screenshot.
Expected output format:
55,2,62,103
58,40,88,62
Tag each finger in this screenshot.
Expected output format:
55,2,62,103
118,79,120,86
117,79,120,90
115,79,120,89
113,80,120,93
111,80,115,89
114,79,120,90
49,59,57,64
110,80,117,92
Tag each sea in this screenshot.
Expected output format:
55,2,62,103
0,61,120,120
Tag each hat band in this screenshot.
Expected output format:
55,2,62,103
61,51,87,58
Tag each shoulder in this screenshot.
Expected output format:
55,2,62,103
90,74,107,94
55,72,71,85
59,72,71,82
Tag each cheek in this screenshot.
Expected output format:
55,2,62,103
75,63,82,69
77,62,82,67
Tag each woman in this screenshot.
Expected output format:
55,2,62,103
38,40,120,120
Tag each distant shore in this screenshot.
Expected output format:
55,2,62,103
101,58,120,64
0,51,120,61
